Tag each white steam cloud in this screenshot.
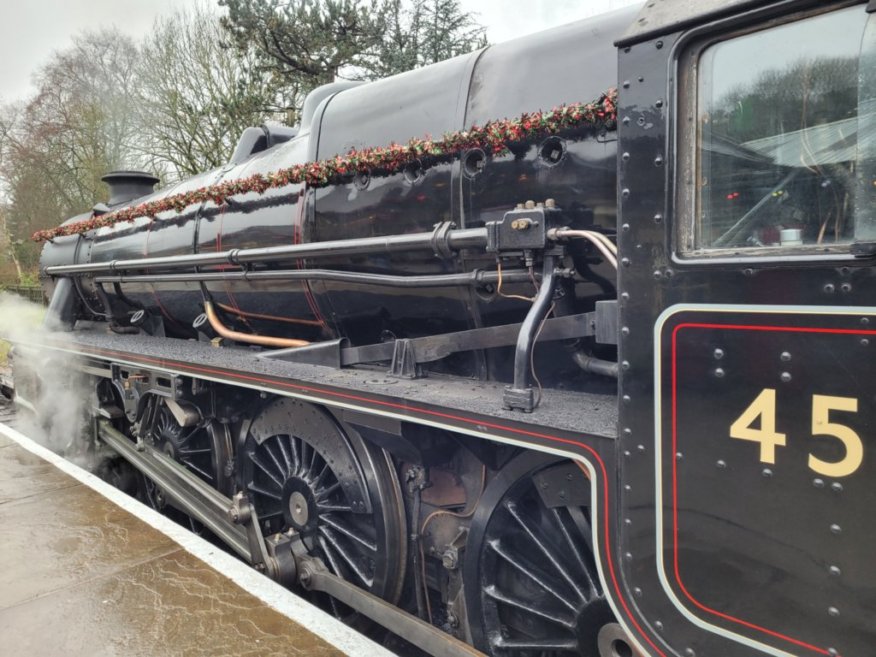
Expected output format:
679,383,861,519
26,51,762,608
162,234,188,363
0,291,96,466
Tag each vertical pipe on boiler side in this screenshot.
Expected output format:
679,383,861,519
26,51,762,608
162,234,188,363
503,254,557,412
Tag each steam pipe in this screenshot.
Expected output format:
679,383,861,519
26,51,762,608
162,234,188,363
572,350,619,378
93,267,534,288
214,302,324,328
548,227,618,269
204,301,309,348
503,254,558,412
45,224,489,276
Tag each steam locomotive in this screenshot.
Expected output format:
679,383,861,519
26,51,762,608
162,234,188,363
14,1,876,656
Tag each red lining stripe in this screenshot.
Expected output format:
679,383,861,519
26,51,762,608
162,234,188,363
215,205,253,331
144,219,182,331
669,321,876,655
293,196,328,328
53,341,665,657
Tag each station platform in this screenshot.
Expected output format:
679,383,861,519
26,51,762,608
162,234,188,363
0,406,393,657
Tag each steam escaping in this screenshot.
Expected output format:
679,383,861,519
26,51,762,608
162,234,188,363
0,291,97,467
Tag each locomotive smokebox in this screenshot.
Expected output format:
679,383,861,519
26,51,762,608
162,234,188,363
101,170,160,206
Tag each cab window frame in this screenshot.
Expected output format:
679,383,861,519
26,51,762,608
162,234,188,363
674,0,867,263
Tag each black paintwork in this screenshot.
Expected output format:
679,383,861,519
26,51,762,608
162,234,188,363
617,1,876,656
33,2,876,656
40,7,637,386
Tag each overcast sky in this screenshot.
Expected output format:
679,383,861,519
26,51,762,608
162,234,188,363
0,0,641,104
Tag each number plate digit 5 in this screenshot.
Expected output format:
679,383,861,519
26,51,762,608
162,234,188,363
730,390,863,477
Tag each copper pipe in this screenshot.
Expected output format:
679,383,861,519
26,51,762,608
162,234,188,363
214,302,324,327
204,301,310,348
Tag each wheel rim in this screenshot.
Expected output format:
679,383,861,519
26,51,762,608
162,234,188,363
465,452,614,656
243,398,406,616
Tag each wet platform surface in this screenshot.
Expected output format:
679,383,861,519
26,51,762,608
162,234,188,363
0,423,354,657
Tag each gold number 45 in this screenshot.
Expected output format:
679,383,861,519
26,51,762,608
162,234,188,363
729,389,864,477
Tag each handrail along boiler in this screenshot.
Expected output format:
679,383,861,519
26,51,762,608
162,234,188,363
17,2,876,656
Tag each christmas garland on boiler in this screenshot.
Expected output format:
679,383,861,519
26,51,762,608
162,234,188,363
32,88,617,243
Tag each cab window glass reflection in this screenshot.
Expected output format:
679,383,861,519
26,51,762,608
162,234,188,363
696,5,866,251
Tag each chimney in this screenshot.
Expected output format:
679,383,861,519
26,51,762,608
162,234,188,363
102,171,160,206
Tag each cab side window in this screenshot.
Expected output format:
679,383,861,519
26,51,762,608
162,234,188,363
692,5,869,253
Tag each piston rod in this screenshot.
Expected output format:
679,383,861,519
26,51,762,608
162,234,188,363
96,419,250,559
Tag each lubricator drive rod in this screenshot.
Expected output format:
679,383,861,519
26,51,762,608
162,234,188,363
44,223,488,276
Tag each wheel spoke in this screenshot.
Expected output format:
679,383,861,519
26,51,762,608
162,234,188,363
505,499,587,602
289,436,302,473
312,462,330,491
177,426,198,446
248,481,282,500
488,539,577,612
552,507,598,598
178,447,212,456
299,442,311,477
326,592,342,618
483,584,576,629
319,525,374,587
316,503,353,513
181,459,213,481
275,435,294,474
315,480,341,500
318,534,343,576
320,514,377,552
306,444,319,480
568,506,595,556
249,451,284,487
263,441,288,479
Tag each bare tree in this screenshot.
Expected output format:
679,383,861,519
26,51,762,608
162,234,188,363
0,31,142,274
0,205,23,283
137,5,283,177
